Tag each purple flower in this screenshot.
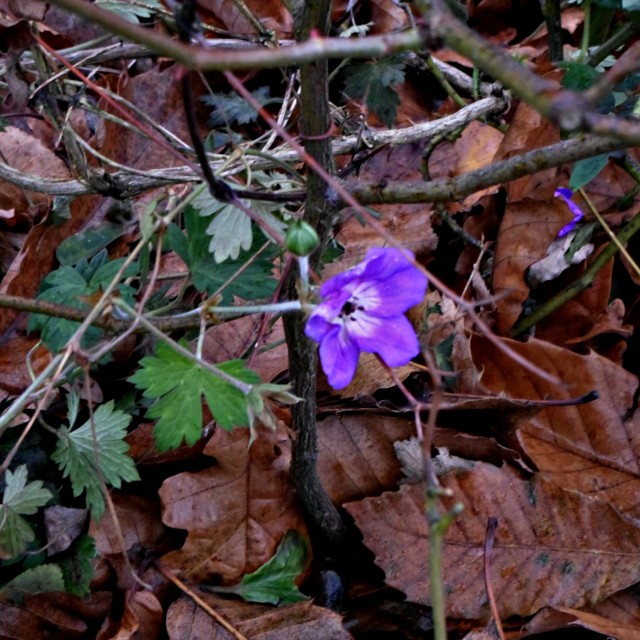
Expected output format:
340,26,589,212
554,187,585,237
305,247,428,389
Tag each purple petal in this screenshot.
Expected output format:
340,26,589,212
554,187,584,237
349,313,420,366
305,312,334,344
317,325,360,389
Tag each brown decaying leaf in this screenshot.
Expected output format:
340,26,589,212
469,335,640,522
17,591,112,639
346,462,640,620
90,493,166,557
159,423,307,583
316,414,415,504
492,198,571,334
0,126,70,216
44,506,88,556
203,316,288,384
534,257,632,349
428,121,504,213
113,590,164,640
518,605,640,640
166,593,352,639
196,0,292,36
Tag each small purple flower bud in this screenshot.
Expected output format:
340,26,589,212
305,248,428,390
554,187,585,237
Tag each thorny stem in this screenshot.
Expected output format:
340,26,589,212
511,211,640,336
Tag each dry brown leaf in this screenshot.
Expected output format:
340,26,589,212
0,126,70,215
534,257,632,348
196,0,292,36
203,316,288,383
90,493,166,556
159,423,307,583
469,335,640,521
112,591,164,640
591,583,640,627
518,605,640,640
428,121,504,213
346,462,640,620
316,414,415,504
19,591,112,639
166,593,352,639
492,198,579,333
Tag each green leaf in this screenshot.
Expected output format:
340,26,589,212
52,401,139,522
56,222,125,266
344,57,405,128
1,565,65,603
60,535,96,597
203,86,281,128
95,0,162,21
570,154,610,190
192,189,253,263
129,341,260,451
168,206,278,302
0,466,52,559
28,250,138,352
559,61,600,92
233,531,310,605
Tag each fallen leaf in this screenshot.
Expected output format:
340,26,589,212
159,423,307,583
346,462,640,620
166,592,352,639
316,414,415,504
469,334,640,522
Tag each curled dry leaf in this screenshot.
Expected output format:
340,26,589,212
518,605,640,640
346,462,640,620
159,422,307,583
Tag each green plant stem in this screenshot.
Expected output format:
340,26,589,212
511,211,640,337
424,54,466,109
427,489,464,640
586,21,639,67
0,354,65,438
49,0,421,70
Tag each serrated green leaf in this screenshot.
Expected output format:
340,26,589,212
169,207,278,302
1,565,65,603
129,341,260,451
28,250,139,352
203,86,281,127
0,466,52,559
234,531,309,605
95,0,162,20
52,401,139,521
60,535,96,597
559,61,600,91
2,466,52,514
344,57,405,128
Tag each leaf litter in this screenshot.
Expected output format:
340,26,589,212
1,0,640,638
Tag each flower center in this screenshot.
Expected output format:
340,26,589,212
339,298,364,320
